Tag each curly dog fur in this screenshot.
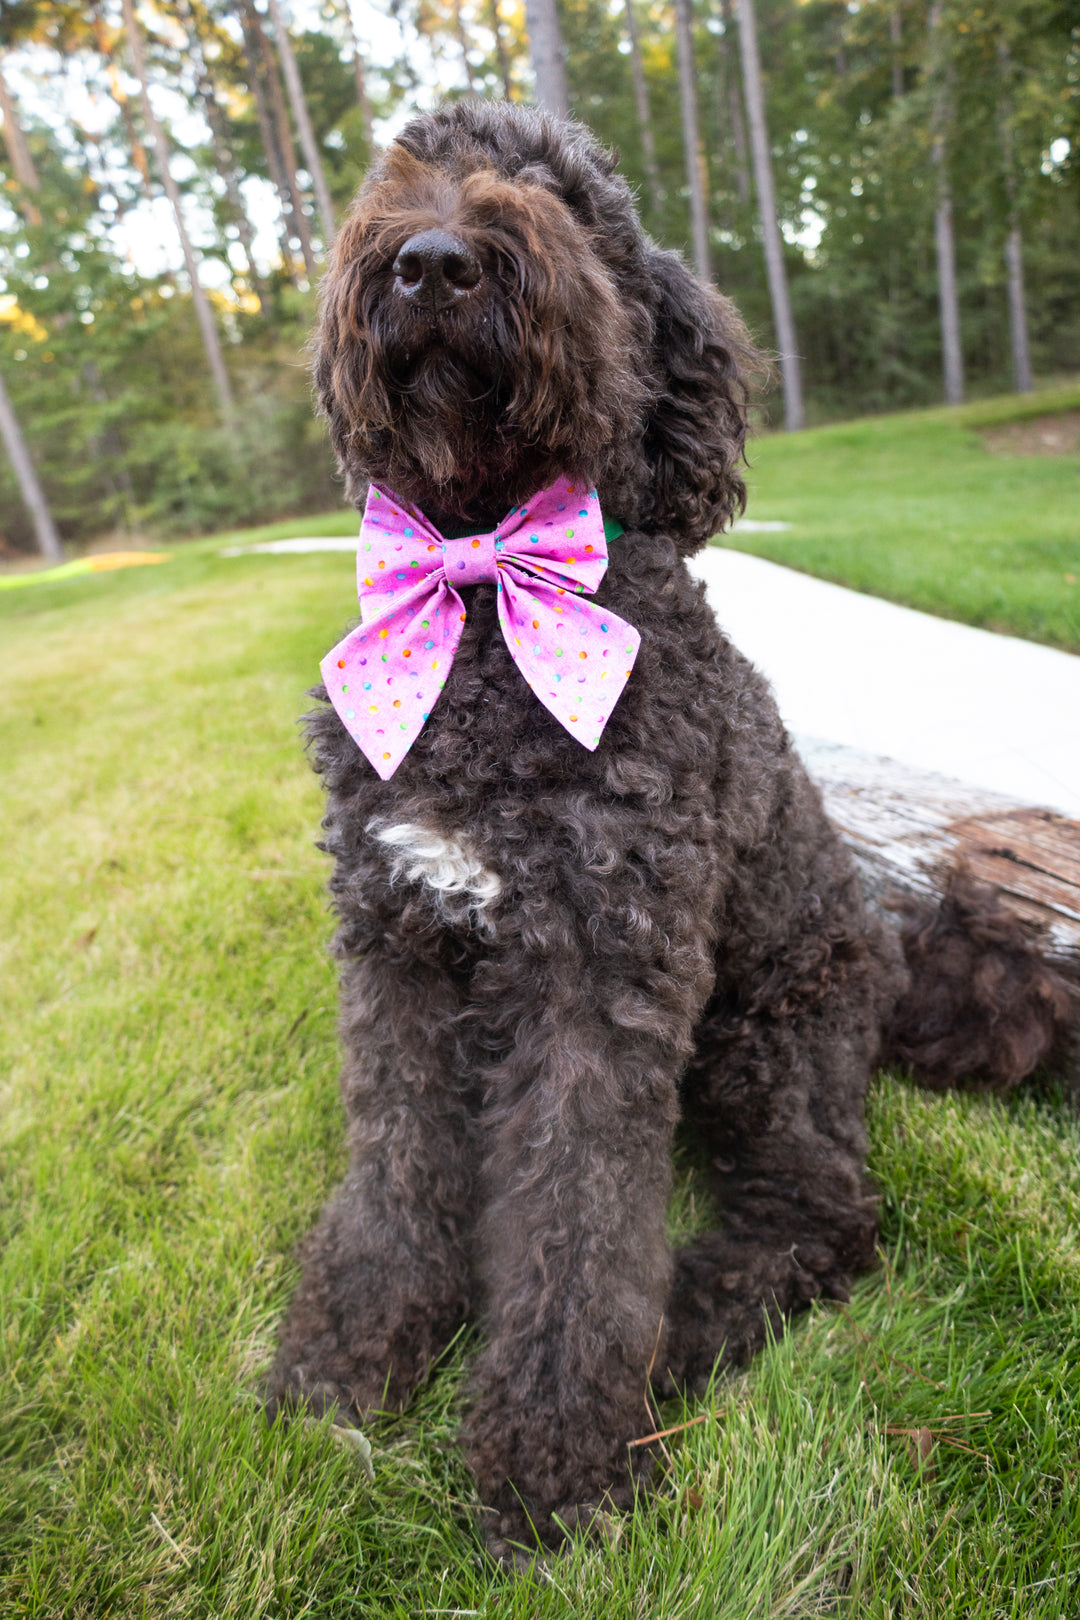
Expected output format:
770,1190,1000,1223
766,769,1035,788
266,100,1065,1563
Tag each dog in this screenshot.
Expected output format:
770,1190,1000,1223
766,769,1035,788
266,100,1066,1565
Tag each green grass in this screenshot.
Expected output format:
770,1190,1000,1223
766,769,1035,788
3,412,1080,1617
727,381,1080,653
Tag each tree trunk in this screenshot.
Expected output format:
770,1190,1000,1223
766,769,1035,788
0,366,63,561
927,0,963,405
524,0,569,117
340,0,375,149
735,0,804,430
265,0,337,248
91,8,155,203
120,0,235,422
450,0,478,92
237,5,300,283
889,5,904,99
0,52,42,223
241,0,317,278
488,0,515,100
181,0,269,313
623,0,662,216
996,39,1032,394
673,0,710,280
718,0,750,207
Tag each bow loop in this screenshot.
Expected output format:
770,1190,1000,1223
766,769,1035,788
321,478,640,779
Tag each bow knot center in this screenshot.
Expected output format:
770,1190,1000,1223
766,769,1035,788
441,529,500,587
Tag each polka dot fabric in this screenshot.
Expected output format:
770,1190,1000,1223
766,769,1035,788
320,479,641,780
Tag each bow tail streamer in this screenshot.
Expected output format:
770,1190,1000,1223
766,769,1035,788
498,567,641,751
321,577,465,779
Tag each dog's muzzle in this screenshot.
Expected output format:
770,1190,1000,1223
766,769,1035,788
392,229,482,313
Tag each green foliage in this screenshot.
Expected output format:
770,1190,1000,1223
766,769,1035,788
0,0,1078,549
3,536,1080,1615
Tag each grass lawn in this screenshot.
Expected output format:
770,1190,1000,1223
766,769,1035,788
730,381,1080,654
3,412,1080,1617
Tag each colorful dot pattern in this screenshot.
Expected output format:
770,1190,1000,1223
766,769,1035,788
319,478,641,780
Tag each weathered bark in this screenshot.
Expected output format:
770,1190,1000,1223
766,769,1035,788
180,0,269,313
996,39,1033,394
524,0,569,117
240,0,316,277
623,0,662,216
927,0,963,405
488,0,515,100
718,0,750,207
735,0,804,430
0,51,41,223
0,366,63,561
673,0,710,279
339,0,375,148
120,0,235,421
801,738,1080,1073
265,0,336,248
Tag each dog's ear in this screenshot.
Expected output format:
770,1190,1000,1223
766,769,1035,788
639,247,759,553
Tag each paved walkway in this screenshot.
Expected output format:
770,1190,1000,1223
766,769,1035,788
688,547,1080,819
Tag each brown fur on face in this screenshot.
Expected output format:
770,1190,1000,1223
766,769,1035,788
315,144,647,520
313,102,758,547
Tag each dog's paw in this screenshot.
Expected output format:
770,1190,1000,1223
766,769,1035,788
480,1498,623,1571
264,1364,358,1430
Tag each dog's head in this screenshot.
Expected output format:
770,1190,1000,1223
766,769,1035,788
315,101,756,551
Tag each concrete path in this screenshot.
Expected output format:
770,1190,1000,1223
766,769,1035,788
688,547,1080,819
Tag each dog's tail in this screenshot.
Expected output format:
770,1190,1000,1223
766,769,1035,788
881,871,1076,1092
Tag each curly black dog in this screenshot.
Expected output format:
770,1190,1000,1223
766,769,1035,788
267,100,1066,1564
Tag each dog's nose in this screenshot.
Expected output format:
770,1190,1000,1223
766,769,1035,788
392,229,482,310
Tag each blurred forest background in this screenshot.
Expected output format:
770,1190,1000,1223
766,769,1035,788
0,0,1076,555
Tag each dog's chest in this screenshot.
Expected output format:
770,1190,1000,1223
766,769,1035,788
371,820,502,925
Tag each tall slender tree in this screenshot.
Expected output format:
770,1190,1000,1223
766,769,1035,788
0,366,63,560
0,57,61,559
488,0,515,100
996,36,1032,393
673,0,710,279
449,0,478,93
524,0,569,116
241,0,317,277
717,0,750,208
0,50,42,222
91,6,154,202
120,0,235,421
265,0,336,247
735,0,803,429
623,0,663,217
339,0,375,149
927,0,963,404
180,0,268,313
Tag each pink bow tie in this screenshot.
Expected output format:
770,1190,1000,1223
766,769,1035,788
320,478,641,780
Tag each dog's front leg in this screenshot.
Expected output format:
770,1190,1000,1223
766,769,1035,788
464,1017,682,1566
267,950,479,1424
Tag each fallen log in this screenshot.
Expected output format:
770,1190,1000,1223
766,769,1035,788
797,737,1080,1080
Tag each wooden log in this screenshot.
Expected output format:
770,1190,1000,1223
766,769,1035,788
797,737,1080,997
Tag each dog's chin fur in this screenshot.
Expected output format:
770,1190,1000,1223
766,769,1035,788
270,100,1069,1567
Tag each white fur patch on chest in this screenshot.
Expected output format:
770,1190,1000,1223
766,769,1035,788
370,821,503,910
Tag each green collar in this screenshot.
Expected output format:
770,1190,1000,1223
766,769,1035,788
603,517,625,542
